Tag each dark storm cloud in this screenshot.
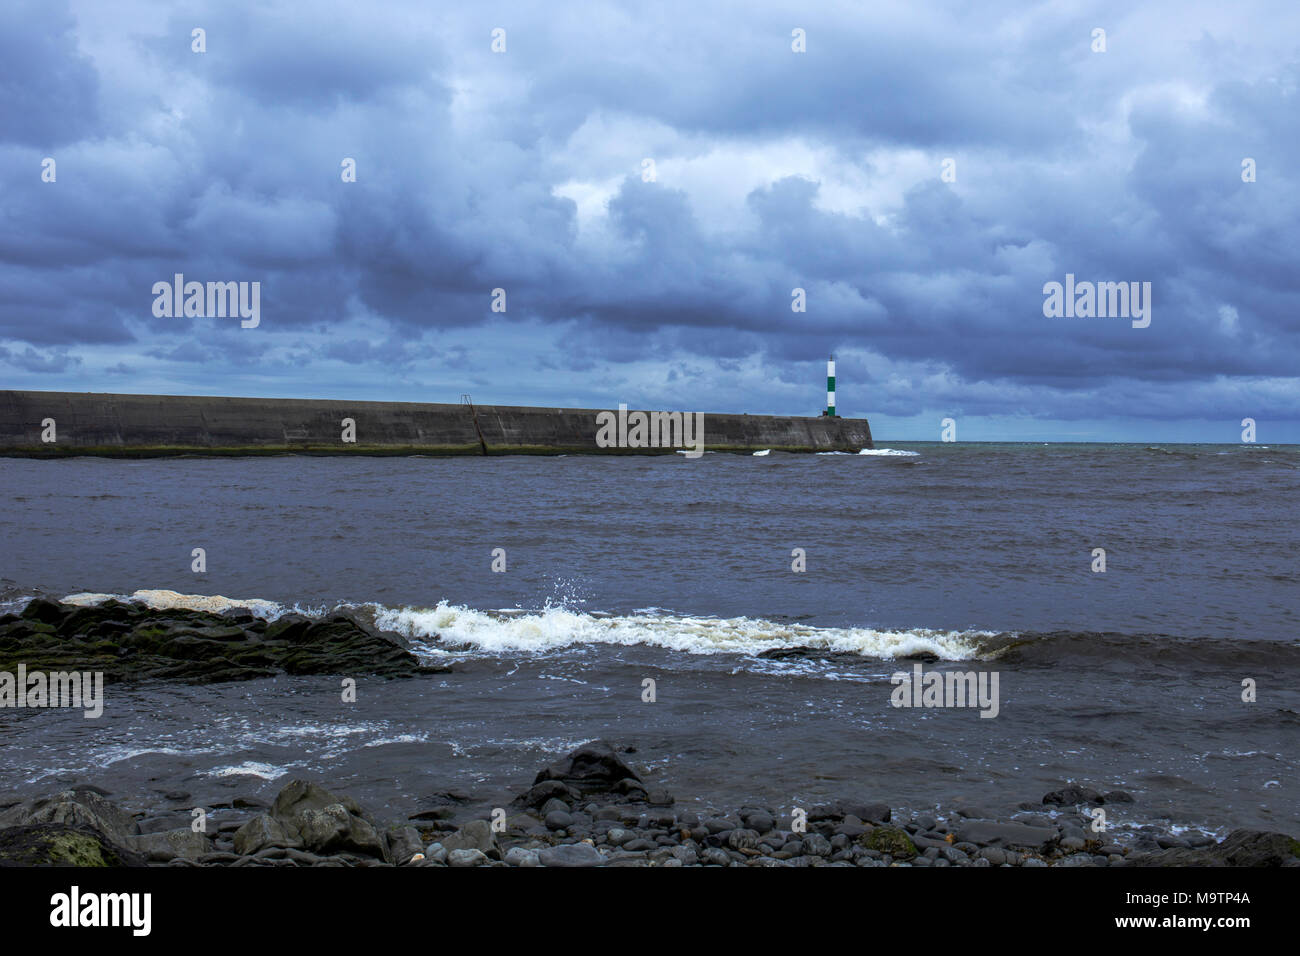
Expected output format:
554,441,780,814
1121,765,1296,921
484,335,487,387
0,1,101,147
0,0,1297,435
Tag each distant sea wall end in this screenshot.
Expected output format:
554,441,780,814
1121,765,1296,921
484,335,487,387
0,391,873,457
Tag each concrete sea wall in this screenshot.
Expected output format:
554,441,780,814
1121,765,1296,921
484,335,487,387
0,390,872,457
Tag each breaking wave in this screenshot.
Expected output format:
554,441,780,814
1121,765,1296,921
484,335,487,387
57,590,1282,668
59,588,994,662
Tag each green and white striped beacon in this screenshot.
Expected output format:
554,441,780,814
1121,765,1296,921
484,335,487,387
826,354,836,417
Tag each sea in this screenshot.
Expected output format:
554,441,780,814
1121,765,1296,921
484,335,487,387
1,442,1297,832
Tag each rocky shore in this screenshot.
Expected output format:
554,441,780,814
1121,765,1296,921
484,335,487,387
0,597,445,683
1,741,1296,868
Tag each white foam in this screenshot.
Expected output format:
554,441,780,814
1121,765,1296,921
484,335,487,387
62,588,289,618
364,734,430,748
59,588,995,663
858,448,920,456
752,449,771,456
203,761,291,780
370,601,993,661
0,593,39,614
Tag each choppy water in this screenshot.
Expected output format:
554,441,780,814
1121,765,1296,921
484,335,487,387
1,443,1297,831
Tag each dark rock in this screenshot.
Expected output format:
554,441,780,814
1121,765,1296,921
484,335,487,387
612,778,648,798
956,821,1056,850
136,815,194,835
0,789,139,844
0,823,145,867
284,848,325,866
439,820,499,859
979,847,1007,865
19,598,66,626
808,803,844,822
604,827,633,847
272,779,366,821
295,806,384,858
727,828,760,851
233,814,300,856
262,613,312,643
845,802,891,824
447,848,488,867
1043,786,1104,806
912,833,949,850
860,827,917,860
384,827,425,865
408,807,457,822
1129,830,1300,867
530,740,643,802
197,852,243,865
513,779,580,809
1016,813,1055,828
538,843,605,867
1,598,446,685
422,789,470,806
802,833,833,857
544,810,574,831
127,829,212,862
264,780,386,859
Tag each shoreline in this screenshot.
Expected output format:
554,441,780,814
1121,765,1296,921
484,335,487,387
2,741,1296,867
3,597,1296,867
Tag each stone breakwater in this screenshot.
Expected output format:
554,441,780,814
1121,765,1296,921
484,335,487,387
0,390,873,456
0,598,446,684
1,742,1296,868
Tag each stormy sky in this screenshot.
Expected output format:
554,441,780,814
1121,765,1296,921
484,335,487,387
2,1,1297,441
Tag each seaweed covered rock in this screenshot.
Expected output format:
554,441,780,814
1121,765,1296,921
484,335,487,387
860,827,917,860
0,598,448,684
0,823,146,867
